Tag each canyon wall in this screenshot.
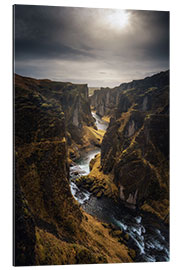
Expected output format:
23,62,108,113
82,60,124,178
15,74,82,265
15,75,96,161
90,71,169,117
91,71,169,220
14,74,131,265
90,87,117,116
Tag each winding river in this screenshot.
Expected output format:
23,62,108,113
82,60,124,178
70,112,169,263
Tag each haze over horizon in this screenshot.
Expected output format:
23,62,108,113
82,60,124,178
14,5,169,87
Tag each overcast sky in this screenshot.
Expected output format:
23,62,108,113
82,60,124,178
14,5,169,87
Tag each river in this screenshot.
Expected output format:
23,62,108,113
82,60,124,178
70,112,169,263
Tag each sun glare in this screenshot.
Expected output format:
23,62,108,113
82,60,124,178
107,10,129,30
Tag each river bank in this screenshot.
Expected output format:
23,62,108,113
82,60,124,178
69,111,169,263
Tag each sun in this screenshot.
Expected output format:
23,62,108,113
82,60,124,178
107,10,129,30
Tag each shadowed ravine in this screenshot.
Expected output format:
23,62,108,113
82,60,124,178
14,71,169,265
70,112,169,262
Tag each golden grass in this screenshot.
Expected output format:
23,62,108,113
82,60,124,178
35,227,77,265
83,126,105,144
81,212,132,263
88,154,118,199
118,105,135,134
35,211,132,265
102,115,111,123
141,199,169,222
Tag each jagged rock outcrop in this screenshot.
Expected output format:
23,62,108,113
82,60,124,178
15,74,83,264
15,74,96,162
91,71,169,221
90,87,117,117
90,71,169,117
14,178,36,266
14,74,132,265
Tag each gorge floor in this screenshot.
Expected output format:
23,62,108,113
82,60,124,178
70,111,169,263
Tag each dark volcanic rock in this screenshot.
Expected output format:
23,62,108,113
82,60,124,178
14,178,36,266
90,70,169,119
92,71,169,220
15,74,95,149
14,74,132,265
14,74,85,265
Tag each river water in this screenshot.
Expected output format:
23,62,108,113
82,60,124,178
70,112,169,263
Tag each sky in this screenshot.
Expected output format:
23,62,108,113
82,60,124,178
14,5,169,87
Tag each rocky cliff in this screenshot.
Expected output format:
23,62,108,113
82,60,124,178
15,74,82,265
90,71,169,117
90,71,169,221
15,74,97,161
14,74,132,265
90,87,116,116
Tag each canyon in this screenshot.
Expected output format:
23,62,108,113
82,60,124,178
90,70,169,220
14,70,169,265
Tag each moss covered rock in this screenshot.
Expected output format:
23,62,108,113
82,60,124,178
91,71,169,221
15,74,132,266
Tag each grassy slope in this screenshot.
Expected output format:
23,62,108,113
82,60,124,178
35,212,132,265
15,74,132,265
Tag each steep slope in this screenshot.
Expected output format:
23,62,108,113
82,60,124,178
14,74,132,265
90,71,169,117
89,71,169,221
90,87,115,116
15,74,82,265
15,74,97,161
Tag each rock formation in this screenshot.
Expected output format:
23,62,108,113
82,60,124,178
15,74,97,161
14,74,132,265
90,71,169,221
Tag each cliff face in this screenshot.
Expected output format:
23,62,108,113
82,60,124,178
15,74,83,265
90,87,117,116
15,74,96,161
92,71,169,220
14,74,132,265
90,71,169,117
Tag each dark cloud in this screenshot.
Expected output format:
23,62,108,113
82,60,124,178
14,5,169,87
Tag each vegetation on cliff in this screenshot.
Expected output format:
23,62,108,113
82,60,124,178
89,71,169,222
14,74,132,266
14,71,169,265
